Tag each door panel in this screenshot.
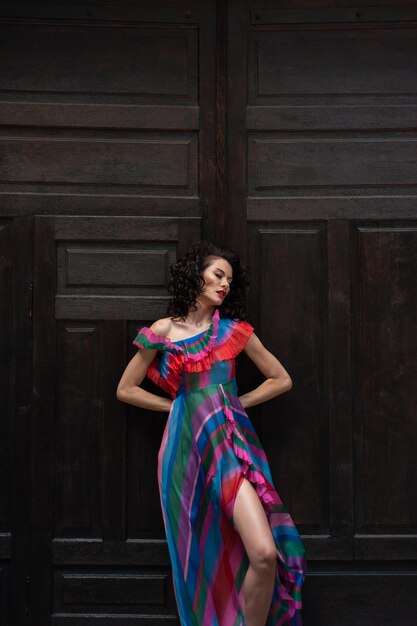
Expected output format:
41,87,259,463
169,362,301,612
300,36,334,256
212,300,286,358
247,224,330,537
352,223,417,556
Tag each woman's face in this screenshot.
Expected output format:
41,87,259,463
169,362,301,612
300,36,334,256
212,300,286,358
198,256,233,306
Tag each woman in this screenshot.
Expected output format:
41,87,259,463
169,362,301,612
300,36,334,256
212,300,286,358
117,241,307,626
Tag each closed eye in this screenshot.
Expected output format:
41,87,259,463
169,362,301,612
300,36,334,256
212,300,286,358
215,272,232,285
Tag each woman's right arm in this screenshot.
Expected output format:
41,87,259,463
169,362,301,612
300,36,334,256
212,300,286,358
116,348,172,412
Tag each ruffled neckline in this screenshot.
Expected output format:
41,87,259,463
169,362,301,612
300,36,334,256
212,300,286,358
171,308,219,345
133,310,254,398
136,307,220,356
178,307,220,363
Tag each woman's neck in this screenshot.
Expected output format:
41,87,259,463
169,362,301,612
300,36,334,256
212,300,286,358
184,304,215,328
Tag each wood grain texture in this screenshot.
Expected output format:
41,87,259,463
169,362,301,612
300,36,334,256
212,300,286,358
10,216,33,625
53,570,174,611
352,224,417,542
0,23,197,99
248,224,329,537
327,222,353,545
102,321,127,541
54,324,102,538
248,27,417,100
32,216,56,622
0,219,12,626
248,133,417,190
302,561,417,626
0,132,197,194
0,219,12,535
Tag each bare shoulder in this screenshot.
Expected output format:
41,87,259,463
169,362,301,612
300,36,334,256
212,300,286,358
149,317,173,337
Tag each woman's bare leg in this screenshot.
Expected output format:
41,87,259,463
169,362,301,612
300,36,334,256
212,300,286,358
233,478,276,626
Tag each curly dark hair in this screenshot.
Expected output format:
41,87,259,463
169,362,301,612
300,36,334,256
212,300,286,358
167,241,250,321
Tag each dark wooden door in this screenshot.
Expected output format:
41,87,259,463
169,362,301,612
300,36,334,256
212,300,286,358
2,1,417,625
226,2,417,625
1,2,215,623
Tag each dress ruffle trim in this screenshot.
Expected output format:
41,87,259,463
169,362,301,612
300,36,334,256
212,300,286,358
132,309,254,398
220,385,303,624
132,326,183,353
221,386,281,511
182,310,254,372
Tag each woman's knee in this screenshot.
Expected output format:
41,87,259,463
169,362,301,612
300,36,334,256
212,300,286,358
250,543,277,573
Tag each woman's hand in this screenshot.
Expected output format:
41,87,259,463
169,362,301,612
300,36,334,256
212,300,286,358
238,332,292,409
116,348,172,412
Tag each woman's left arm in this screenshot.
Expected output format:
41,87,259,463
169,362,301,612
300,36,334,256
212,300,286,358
238,332,292,409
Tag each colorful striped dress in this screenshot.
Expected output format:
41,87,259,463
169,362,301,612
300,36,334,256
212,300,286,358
133,307,307,626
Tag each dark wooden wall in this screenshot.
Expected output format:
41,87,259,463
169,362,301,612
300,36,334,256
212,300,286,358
1,1,417,625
